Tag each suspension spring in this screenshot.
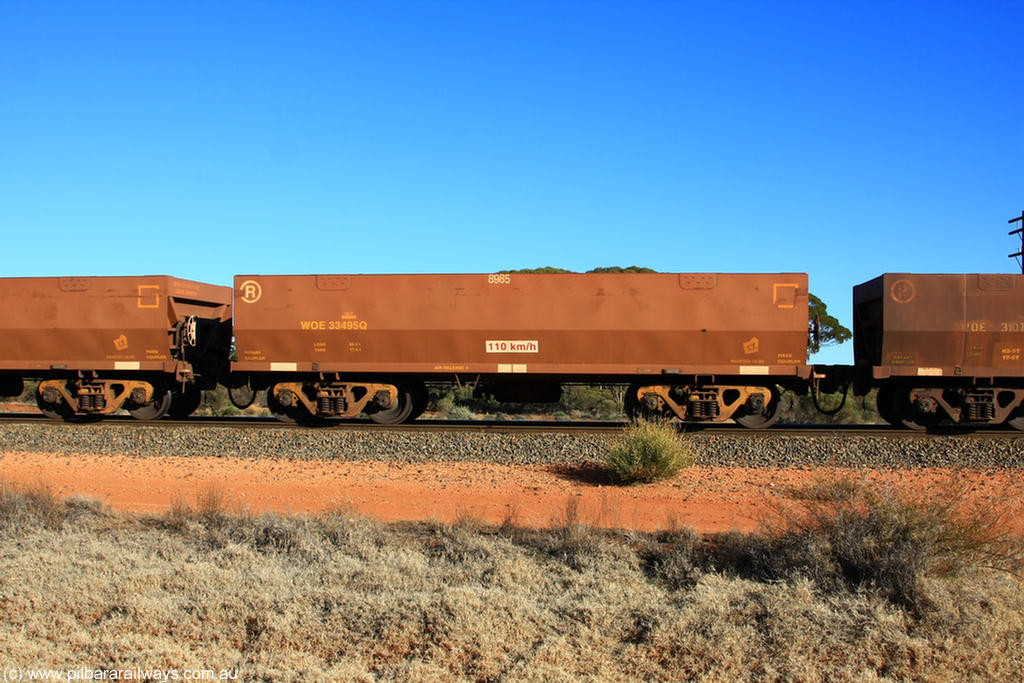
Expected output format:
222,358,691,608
79,394,106,411
318,396,347,416
687,396,720,419
965,393,994,422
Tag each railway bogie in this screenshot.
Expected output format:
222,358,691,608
35,376,171,419
873,380,1024,430
624,382,784,427
265,378,404,422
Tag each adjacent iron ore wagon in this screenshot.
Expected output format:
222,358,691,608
853,273,1024,429
230,272,812,425
0,276,232,419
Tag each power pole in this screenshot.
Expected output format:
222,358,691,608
1009,210,1024,274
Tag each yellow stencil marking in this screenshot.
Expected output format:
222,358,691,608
240,280,262,304
772,283,799,308
137,285,160,308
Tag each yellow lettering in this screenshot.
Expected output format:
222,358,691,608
302,319,368,331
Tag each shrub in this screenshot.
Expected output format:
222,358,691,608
557,385,625,419
603,419,696,484
447,405,475,421
197,385,232,416
763,477,1024,613
430,385,491,418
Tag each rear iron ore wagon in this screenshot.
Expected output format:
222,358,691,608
854,273,1024,429
0,276,232,419
231,272,811,426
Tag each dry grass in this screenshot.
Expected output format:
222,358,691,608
761,476,1024,613
0,481,1022,681
603,418,697,484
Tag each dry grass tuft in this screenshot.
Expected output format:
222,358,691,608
0,479,70,533
196,482,229,521
603,418,696,484
552,497,599,563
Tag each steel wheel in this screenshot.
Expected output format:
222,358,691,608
128,389,172,421
1006,408,1024,431
623,384,664,421
735,388,781,428
368,384,415,424
167,386,203,419
892,386,939,431
35,388,74,420
899,415,936,431
267,388,313,424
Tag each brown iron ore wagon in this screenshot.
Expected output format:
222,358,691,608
0,276,232,419
231,272,812,425
854,273,1024,429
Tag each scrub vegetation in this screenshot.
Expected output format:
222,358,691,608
603,418,697,484
0,479,1021,681
425,384,883,424
427,384,626,421
776,388,881,425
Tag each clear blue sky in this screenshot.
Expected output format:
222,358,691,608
2,1,1021,364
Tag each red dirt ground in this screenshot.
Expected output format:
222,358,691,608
2,450,1023,533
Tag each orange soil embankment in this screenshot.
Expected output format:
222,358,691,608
3,451,1023,533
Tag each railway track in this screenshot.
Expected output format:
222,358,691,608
1,410,1022,439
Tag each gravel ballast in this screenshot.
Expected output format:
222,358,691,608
2,421,1023,469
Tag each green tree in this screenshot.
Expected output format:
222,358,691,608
808,293,851,354
502,267,574,274
585,266,657,273
504,266,657,274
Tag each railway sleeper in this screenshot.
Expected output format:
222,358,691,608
630,384,779,427
270,381,399,420
36,378,169,420
894,385,1024,428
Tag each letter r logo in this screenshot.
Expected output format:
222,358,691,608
240,280,262,304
